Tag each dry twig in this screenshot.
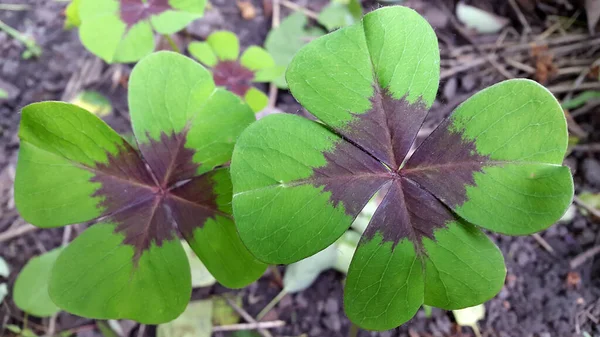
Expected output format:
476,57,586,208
279,0,318,20
571,245,600,269
225,296,273,337
0,223,38,243
212,320,285,332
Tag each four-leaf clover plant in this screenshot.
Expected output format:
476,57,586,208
77,0,206,63
15,51,266,323
230,6,574,330
189,31,285,113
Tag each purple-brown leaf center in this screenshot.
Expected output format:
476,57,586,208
212,61,255,96
306,87,487,248
90,132,225,264
120,0,172,26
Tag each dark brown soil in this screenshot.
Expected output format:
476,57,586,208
1,0,599,337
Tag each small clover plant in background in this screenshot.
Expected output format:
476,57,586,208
75,0,206,63
265,13,325,89
230,6,574,330
13,248,62,318
318,0,363,31
15,51,267,323
188,31,284,113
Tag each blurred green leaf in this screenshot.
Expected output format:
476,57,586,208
561,91,600,110
14,248,62,317
70,91,112,117
318,0,362,31
0,88,8,99
265,13,325,88
232,331,261,337
5,325,38,337
64,0,81,29
578,192,600,211
212,296,240,325
96,321,119,337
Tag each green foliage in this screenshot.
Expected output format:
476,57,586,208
561,90,600,110
15,51,266,323
265,13,325,88
64,0,82,29
318,0,363,31
77,0,206,63
13,248,62,317
189,31,284,113
70,90,112,117
230,6,573,330
0,88,8,99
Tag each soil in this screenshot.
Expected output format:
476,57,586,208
1,0,599,337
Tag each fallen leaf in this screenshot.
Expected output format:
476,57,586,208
283,243,337,293
588,64,600,80
182,240,216,288
0,256,9,278
558,204,576,223
586,0,600,34
237,1,256,20
332,230,361,273
567,271,581,288
456,2,509,34
530,45,557,84
453,304,485,337
0,284,7,304
157,300,213,337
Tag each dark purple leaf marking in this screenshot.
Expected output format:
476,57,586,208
212,61,255,96
341,88,428,170
120,0,172,27
166,172,230,240
362,178,452,250
299,85,487,248
138,131,199,188
403,118,488,208
310,139,390,216
89,132,224,264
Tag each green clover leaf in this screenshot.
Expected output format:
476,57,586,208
78,0,206,63
189,31,285,113
230,6,573,330
15,51,266,323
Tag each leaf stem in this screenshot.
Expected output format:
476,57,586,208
163,34,181,54
256,289,287,321
348,322,360,337
22,312,28,333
